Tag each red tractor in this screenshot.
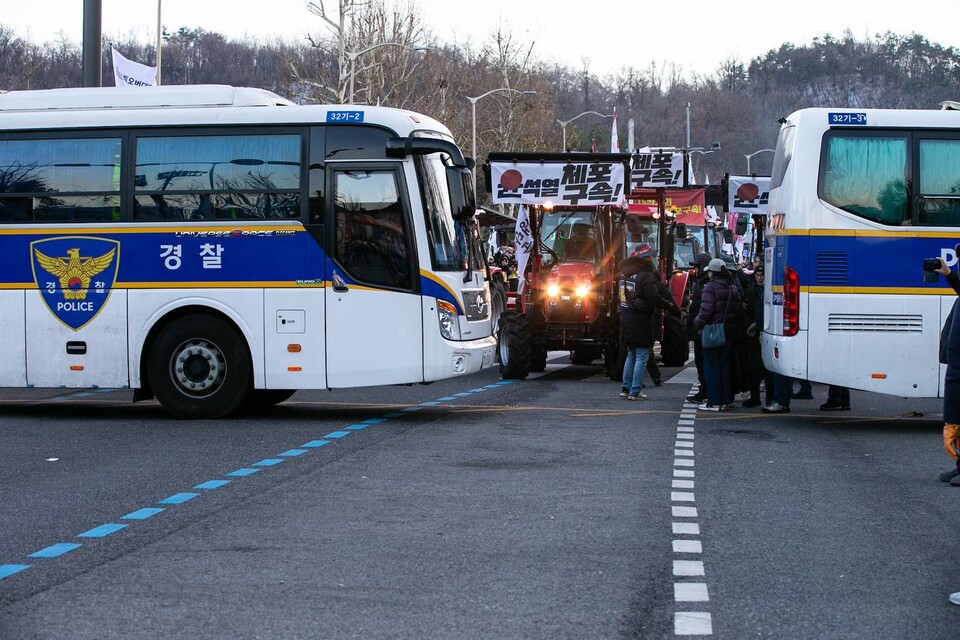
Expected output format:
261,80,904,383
495,200,626,379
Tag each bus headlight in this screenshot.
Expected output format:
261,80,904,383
547,283,561,298
574,283,591,298
437,300,461,340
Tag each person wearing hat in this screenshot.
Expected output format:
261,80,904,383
692,258,742,411
618,252,677,400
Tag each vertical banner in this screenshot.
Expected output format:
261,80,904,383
111,47,157,88
610,109,619,152
513,205,533,295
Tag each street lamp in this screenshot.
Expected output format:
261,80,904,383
346,42,431,104
745,148,775,175
466,88,537,195
556,111,613,151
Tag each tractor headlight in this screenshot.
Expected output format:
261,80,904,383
574,283,591,298
437,300,461,340
547,283,561,298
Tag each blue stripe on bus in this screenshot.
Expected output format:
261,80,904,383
768,233,960,289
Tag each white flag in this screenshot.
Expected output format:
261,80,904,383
513,205,533,295
610,109,619,152
111,48,157,88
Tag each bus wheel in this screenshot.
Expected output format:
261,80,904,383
244,389,296,412
148,314,252,419
498,311,531,379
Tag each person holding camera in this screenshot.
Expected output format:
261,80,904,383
933,257,960,485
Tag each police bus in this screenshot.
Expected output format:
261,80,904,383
762,105,960,398
0,85,496,418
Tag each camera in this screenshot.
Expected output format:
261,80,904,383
923,258,941,272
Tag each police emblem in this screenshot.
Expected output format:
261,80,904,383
30,236,120,331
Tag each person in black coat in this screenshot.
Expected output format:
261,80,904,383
685,254,712,402
618,255,677,399
935,258,960,483
741,265,768,407
692,258,742,411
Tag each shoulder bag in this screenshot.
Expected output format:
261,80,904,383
701,285,731,349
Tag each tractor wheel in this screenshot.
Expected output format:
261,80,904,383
530,345,548,372
498,311,531,379
604,334,622,380
490,279,507,346
571,348,598,365
660,313,690,367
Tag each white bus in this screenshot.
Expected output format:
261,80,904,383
762,105,960,398
0,85,496,418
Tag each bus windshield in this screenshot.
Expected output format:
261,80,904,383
416,155,481,271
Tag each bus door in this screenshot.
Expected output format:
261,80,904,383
25,236,129,388
324,165,423,387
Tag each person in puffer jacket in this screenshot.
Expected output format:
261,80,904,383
692,258,742,411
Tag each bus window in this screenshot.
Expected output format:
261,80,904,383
133,133,302,220
918,139,960,226
0,137,121,222
333,168,413,290
820,134,908,226
770,125,795,190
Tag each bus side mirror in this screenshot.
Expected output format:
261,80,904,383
722,228,734,243
735,212,749,236
675,223,687,240
447,166,476,221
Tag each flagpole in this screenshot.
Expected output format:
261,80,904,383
155,0,162,85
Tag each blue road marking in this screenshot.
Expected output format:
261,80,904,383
0,565,30,580
226,468,261,477
0,377,511,578
78,524,127,538
158,493,199,505
253,458,283,467
121,508,165,520
194,479,231,490
29,543,81,559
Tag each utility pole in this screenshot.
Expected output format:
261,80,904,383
82,0,102,87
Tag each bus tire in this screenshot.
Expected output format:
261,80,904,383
244,389,297,412
148,314,253,419
661,314,690,367
498,311,531,379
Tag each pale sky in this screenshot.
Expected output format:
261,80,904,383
3,0,958,78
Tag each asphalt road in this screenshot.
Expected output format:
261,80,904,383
0,357,955,639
